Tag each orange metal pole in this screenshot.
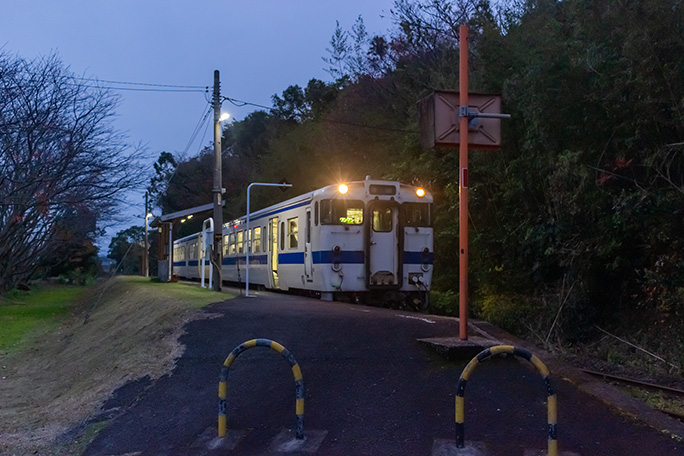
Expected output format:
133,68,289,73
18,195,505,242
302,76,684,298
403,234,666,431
459,25,469,340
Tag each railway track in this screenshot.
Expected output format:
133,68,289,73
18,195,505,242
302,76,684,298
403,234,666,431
581,368,684,422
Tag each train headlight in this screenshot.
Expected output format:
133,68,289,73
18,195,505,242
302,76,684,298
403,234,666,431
338,184,348,194
416,187,426,197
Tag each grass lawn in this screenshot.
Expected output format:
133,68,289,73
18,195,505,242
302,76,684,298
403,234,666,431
0,285,89,353
0,276,232,455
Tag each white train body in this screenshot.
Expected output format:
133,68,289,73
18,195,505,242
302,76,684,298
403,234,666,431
173,178,433,309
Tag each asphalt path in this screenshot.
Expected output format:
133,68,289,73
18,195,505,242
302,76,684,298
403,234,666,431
82,290,683,456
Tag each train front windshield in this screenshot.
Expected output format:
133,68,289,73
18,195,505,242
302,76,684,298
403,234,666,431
320,199,364,225
402,203,432,227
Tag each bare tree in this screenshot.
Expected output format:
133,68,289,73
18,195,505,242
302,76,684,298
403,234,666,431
0,52,145,292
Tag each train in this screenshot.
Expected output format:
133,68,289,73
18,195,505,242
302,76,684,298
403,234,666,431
172,177,433,311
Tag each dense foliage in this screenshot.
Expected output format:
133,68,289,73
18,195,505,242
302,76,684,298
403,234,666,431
151,0,684,364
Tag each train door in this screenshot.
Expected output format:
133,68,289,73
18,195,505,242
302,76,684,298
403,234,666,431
367,201,400,287
269,217,279,288
304,209,313,281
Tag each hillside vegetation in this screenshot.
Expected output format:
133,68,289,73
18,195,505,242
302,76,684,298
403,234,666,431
0,277,231,455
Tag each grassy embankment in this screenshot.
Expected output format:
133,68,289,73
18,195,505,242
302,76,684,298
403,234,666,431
0,276,233,455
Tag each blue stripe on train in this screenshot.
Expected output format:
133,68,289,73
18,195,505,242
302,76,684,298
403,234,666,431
222,255,269,266
313,250,365,264
403,251,434,264
278,252,305,264
212,250,433,267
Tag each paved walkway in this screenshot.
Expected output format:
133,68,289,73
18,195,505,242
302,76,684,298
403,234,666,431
82,290,683,455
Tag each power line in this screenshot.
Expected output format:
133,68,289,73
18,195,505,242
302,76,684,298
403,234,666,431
74,76,206,90
183,107,212,156
222,95,416,133
223,96,271,110
77,83,205,93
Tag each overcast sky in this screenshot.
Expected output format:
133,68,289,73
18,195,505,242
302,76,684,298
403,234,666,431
1,0,396,249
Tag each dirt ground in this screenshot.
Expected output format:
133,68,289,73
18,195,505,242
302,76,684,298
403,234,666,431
0,276,228,456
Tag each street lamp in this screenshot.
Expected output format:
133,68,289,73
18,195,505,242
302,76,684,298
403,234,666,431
245,182,292,296
144,212,153,278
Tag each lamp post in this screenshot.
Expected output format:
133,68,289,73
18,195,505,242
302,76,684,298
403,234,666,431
245,182,292,296
144,211,153,278
166,221,173,282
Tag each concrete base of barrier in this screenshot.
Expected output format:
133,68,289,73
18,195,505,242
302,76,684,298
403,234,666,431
524,450,581,456
193,427,245,451
417,336,500,360
432,439,488,455
268,428,328,453
432,441,581,456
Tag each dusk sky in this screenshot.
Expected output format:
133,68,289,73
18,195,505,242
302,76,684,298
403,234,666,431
1,0,396,249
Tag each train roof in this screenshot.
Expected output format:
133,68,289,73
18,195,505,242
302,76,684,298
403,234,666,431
224,178,431,229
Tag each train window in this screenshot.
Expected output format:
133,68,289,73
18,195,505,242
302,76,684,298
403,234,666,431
314,201,318,226
320,199,364,225
237,231,244,254
253,227,261,253
402,203,432,227
372,207,393,232
288,217,299,249
223,235,229,256
229,233,236,255
320,200,331,224
280,222,284,250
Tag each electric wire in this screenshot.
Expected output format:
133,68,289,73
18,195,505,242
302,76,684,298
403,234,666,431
182,106,212,156
76,84,205,93
223,95,416,133
196,111,212,155
223,96,272,110
160,104,211,193
74,76,207,90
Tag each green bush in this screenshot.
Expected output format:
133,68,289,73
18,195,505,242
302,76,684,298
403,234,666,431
477,291,533,333
429,289,458,316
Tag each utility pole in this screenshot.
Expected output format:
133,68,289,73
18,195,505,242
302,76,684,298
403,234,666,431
143,191,149,277
212,70,223,291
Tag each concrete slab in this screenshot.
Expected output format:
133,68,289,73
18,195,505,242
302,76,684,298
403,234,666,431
523,450,581,456
432,439,488,455
192,426,246,451
268,428,328,453
417,335,501,360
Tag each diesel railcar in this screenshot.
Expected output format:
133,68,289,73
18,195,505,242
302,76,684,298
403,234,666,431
173,177,433,310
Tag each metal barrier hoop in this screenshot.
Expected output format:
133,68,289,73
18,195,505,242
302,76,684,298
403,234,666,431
218,338,305,439
455,345,557,456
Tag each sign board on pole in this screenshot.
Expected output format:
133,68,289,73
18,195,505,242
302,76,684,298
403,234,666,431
419,91,503,150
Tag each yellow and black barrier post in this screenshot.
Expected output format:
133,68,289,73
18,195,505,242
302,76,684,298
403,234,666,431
455,345,558,456
218,338,305,440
